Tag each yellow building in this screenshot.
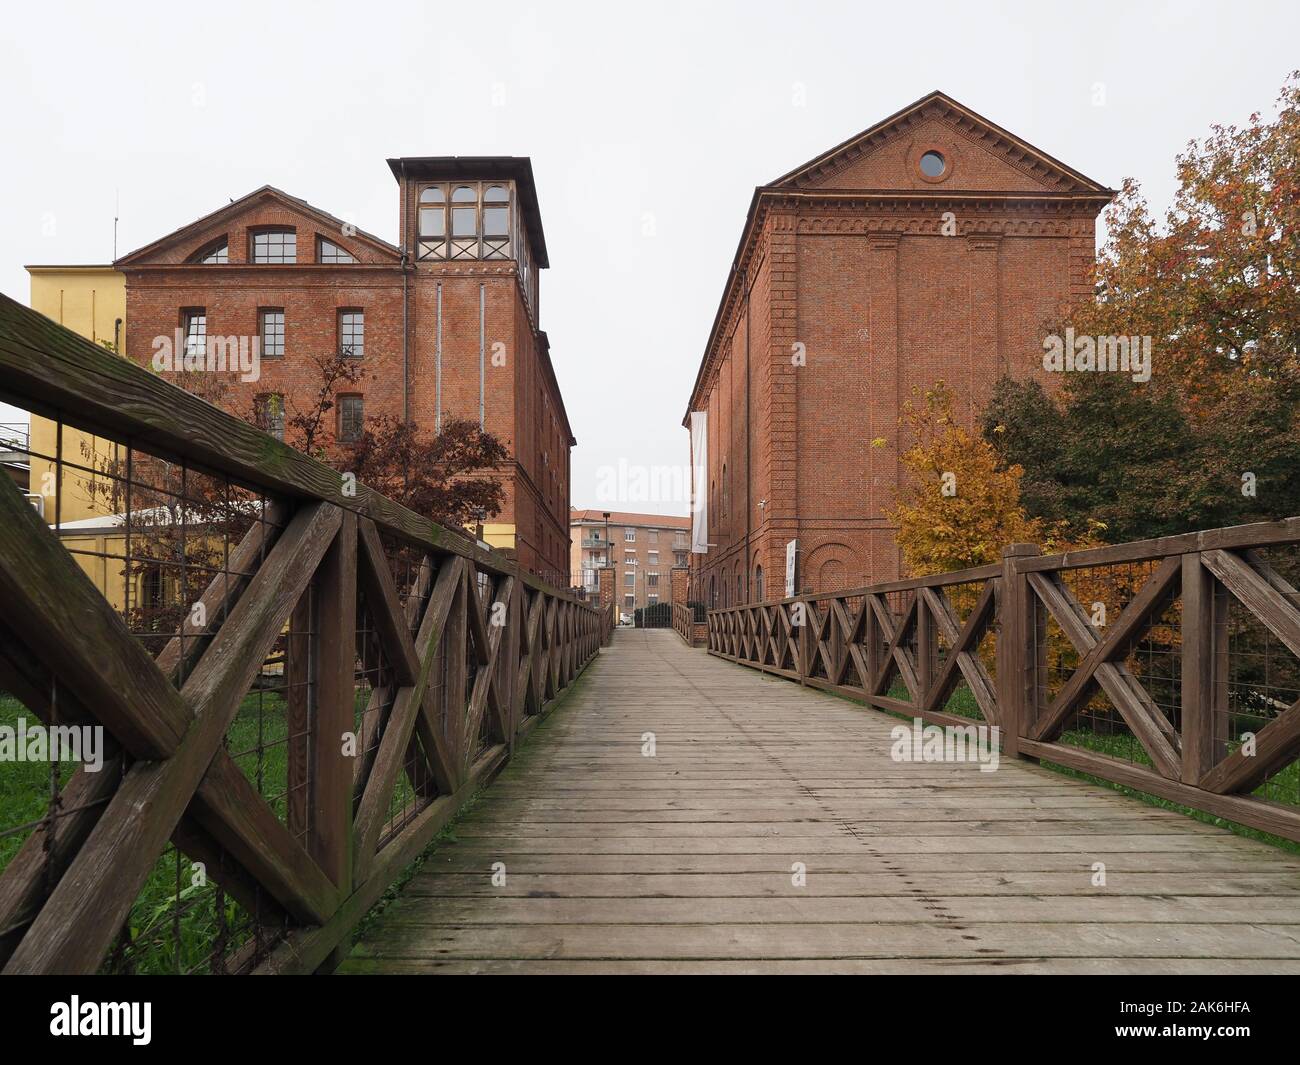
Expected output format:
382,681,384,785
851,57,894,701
26,265,131,605
27,266,127,521
23,266,505,606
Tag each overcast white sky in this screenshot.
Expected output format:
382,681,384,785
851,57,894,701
2,0,1297,517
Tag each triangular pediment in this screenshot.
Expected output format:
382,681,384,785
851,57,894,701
770,91,1112,197
115,186,400,267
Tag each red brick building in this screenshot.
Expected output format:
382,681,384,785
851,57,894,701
684,91,1114,607
569,510,691,609
115,159,574,583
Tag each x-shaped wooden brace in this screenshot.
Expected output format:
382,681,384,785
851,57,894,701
351,520,465,881
918,583,999,723
827,598,870,686
515,586,548,720
867,592,920,701
0,477,345,973
1196,549,1300,794
1026,560,1182,778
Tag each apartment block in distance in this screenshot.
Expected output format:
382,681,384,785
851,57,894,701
684,91,1113,607
114,157,574,585
570,509,690,613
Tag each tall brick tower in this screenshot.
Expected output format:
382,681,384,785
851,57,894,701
389,157,574,583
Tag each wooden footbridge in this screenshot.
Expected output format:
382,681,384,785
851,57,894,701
343,628,1300,974
3,292,1300,975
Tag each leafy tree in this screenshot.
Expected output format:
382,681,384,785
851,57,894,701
75,351,512,646
990,71,1300,543
344,414,510,531
887,383,1074,576
980,374,1240,543
249,350,510,530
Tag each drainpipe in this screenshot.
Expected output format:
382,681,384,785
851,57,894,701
436,283,443,431
400,159,410,424
402,253,410,424
744,281,751,602
479,282,486,429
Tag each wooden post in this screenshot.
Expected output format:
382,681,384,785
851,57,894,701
797,599,811,684
997,543,1039,759
285,593,312,841
865,596,881,689
311,511,355,970
444,572,469,774
915,592,934,702
1181,556,1231,780
503,579,521,751
598,566,616,646
830,600,846,683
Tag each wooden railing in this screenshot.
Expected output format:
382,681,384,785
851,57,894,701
0,294,603,974
710,527,1300,844
673,601,706,647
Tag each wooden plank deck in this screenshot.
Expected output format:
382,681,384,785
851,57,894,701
340,629,1300,974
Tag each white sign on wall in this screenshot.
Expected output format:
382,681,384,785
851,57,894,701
785,539,798,598
689,411,708,553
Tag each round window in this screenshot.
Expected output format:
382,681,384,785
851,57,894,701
919,150,947,178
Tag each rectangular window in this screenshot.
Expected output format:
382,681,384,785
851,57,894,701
648,529,658,543
648,572,659,588
624,594,634,608
624,571,634,587
648,551,659,565
258,309,284,359
251,229,296,263
647,594,659,604
624,528,635,542
338,394,364,442
339,310,364,359
624,552,636,566
255,393,285,440
182,309,206,357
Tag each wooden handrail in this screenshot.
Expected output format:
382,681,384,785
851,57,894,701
0,295,603,974
709,532,1300,845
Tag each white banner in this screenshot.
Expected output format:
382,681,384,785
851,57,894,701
785,539,798,598
690,411,708,554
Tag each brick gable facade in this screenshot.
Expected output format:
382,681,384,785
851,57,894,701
117,170,574,585
685,92,1114,607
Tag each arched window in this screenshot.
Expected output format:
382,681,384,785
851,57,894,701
450,186,478,259
317,236,356,263
189,237,228,264
140,564,165,610
418,186,446,259
482,185,510,259
722,464,728,517
754,565,764,604
737,571,743,606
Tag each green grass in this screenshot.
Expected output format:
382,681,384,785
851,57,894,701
2,688,305,972
1044,726,1300,856
0,694,76,871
